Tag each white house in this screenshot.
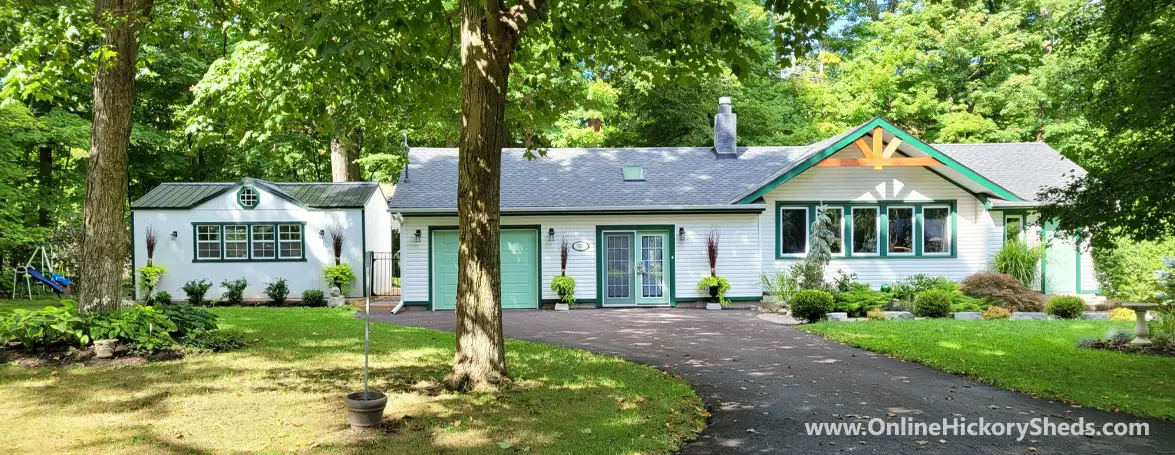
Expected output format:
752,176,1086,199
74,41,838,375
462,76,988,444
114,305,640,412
130,179,392,300
389,98,1098,310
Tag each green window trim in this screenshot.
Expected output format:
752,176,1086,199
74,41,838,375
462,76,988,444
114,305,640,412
236,186,260,209
191,222,307,263
774,200,958,260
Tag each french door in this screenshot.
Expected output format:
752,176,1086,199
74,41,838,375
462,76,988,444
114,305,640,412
602,231,671,306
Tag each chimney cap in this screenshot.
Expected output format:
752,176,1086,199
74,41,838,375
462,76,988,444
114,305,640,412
719,96,732,105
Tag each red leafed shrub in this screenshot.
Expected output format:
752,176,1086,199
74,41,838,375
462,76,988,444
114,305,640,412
960,272,1044,312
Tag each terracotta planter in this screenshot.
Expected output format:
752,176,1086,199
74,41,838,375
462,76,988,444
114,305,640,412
344,391,388,430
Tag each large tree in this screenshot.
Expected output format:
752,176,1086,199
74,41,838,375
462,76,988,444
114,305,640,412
80,0,155,310
444,0,826,390
1036,0,1175,248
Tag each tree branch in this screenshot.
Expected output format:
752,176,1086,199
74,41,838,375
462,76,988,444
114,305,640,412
502,0,546,35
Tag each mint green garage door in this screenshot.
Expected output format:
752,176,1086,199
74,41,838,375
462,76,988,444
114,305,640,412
431,229,539,310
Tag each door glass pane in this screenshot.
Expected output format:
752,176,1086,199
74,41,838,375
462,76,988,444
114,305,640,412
606,235,631,299
888,207,914,254
779,207,808,255
924,207,950,253
641,235,665,298
852,207,879,254
1005,216,1023,243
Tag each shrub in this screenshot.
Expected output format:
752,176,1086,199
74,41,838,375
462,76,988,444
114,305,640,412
761,270,798,306
220,279,248,306
951,295,990,313
323,264,357,293
960,272,1043,312
182,279,212,305
301,289,327,307
1045,296,1086,319
833,270,858,292
887,299,913,312
0,301,88,347
182,328,251,352
265,279,290,305
551,275,577,304
866,308,888,320
1108,307,1136,321
833,284,890,317
86,305,178,352
1104,327,1133,344
890,274,956,301
982,306,1012,320
148,290,172,306
914,289,953,318
158,304,218,336
791,290,834,323
1092,236,1175,303
993,240,1043,288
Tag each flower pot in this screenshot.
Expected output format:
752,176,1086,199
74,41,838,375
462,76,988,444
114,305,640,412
708,286,719,298
344,391,388,430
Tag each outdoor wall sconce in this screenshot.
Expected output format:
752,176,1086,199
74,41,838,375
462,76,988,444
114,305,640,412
318,229,326,240
414,229,422,243
170,231,178,240
548,228,555,241
678,227,686,241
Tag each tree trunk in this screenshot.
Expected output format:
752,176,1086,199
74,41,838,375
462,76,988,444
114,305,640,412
80,0,153,312
444,0,519,392
330,131,363,182
37,144,53,227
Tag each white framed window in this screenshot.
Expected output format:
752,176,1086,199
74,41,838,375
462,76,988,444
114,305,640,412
278,224,303,259
251,225,275,259
923,206,952,255
195,225,222,259
778,206,809,257
851,207,880,256
887,206,915,255
224,225,249,259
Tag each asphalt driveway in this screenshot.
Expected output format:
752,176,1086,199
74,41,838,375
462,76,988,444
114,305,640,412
368,308,1174,454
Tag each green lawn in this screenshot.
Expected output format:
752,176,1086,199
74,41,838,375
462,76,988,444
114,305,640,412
801,319,1175,420
0,299,62,316
1,302,705,454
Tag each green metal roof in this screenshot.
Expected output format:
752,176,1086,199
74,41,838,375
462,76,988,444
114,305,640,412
131,178,380,209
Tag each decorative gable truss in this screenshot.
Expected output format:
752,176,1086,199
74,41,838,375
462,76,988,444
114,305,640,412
814,126,941,170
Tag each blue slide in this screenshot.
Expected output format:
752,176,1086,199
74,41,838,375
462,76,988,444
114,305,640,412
25,267,69,296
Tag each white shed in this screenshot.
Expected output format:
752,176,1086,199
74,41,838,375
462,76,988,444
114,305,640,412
130,178,392,300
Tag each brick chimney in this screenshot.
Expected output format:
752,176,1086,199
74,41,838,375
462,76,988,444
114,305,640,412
714,97,738,158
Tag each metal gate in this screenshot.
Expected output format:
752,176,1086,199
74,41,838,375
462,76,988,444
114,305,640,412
367,251,399,296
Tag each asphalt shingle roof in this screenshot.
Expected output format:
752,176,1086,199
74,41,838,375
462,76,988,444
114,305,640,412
389,139,1082,210
132,178,379,209
390,147,813,210
933,142,1085,203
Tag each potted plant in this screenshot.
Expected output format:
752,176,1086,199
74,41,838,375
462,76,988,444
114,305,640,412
696,229,730,310
323,264,356,307
550,236,575,311
345,286,386,430
137,227,167,300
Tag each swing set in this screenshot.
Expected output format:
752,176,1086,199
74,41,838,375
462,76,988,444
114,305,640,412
11,245,73,299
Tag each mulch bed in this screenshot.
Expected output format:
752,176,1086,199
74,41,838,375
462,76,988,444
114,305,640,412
0,342,182,368
1087,339,1175,357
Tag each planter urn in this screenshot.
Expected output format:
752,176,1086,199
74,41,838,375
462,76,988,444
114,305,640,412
344,391,388,430
706,286,722,311
554,290,570,311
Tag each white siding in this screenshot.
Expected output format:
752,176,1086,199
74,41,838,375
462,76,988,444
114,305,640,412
759,159,991,286
397,213,762,306
132,187,366,300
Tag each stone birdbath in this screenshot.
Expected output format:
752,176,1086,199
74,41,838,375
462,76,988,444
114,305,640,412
1121,303,1159,345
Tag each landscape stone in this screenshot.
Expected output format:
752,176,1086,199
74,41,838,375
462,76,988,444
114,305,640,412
884,311,914,320
1011,312,1049,320
954,312,982,320
828,312,849,322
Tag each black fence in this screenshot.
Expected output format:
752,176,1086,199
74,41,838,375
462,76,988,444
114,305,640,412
367,251,398,296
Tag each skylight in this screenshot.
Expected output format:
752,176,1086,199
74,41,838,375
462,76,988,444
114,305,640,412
623,166,645,181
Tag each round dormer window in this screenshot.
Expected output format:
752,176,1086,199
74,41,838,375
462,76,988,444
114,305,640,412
238,187,259,208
